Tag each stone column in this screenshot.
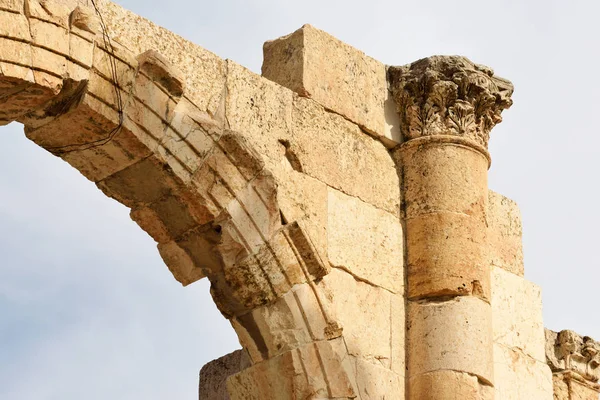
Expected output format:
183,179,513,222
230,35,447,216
389,56,513,399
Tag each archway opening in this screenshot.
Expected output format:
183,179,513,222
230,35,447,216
0,123,239,399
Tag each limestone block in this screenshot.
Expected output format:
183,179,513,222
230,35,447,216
225,61,399,213
92,43,137,92
0,61,34,85
353,358,405,399
23,91,153,182
87,71,130,111
59,124,152,183
0,0,24,13
225,59,294,171
25,0,70,27
275,167,328,263
132,72,178,122
30,18,70,56
291,96,400,213
318,268,392,366
226,338,356,400
137,49,185,99
0,37,32,68
409,370,494,400
199,350,249,400
408,296,494,384
391,293,406,376
487,191,524,276
190,132,278,235
157,241,204,286
0,10,31,40
97,155,181,207
262,24,389,142
95,0,226,115
69,31,94,68
493,344,553,400
406,212,489,300
327,187,403,293
491,266,545,362
69,5,99,35
211,221,328,318
66,59,88,81
231,281,330,362
31,46,66,91
398,140,489,219
129,206,170,243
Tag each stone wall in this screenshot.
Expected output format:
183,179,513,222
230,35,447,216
0,1,592,399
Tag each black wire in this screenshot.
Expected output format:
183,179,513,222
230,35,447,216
47,0,125,154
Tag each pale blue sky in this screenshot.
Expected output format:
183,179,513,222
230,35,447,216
1,0,599,398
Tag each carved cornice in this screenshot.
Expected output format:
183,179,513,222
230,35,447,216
546,329,600,384
388,56,514,148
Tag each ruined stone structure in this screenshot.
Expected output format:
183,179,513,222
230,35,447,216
1,0,598,399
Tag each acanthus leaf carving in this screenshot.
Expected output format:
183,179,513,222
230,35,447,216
389,55,514,148
546,329,600,384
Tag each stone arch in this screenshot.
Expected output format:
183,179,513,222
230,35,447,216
1,1,399,398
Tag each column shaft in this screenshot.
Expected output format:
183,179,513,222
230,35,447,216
388,55,514,400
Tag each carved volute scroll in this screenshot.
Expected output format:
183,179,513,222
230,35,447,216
388,56,514,147
547,329,600,384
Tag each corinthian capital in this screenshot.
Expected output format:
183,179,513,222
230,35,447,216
388,56,514,148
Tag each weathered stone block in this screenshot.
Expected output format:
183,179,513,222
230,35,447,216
226,60,399,213
30,18,70,55
398,140,489,219
487,191,524,276
491,266,545,362
157,241,205,286
406,212,489,300
26,0,70,27
231,281,330,363
226,338,356,400
0,61,34,84
275,167,328,263
319,268,392,366
69,31,94,68
262,24,389,142
225,59,294,171
391,293,405,376
353,358,405,399
0,10,31,40
291,95,399,213
408,296,493,384
96,0,226,115
493,344,553,400
199,350,249,400
0,0,24,13
408,369,494,400
327,187,403,293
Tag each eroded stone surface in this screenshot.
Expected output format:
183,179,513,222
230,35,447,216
492,266,546,362
488,191,524,276
407,296,494,385
262,24,389,142
327,187,403,293
494,344,553,400
199,350,250,400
